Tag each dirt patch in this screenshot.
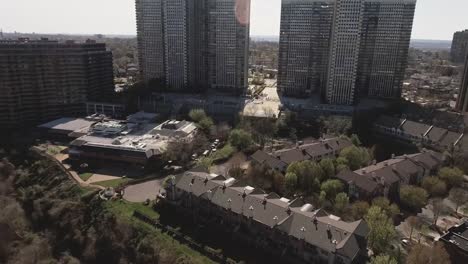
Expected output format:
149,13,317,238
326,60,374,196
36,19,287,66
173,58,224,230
123,179,164,202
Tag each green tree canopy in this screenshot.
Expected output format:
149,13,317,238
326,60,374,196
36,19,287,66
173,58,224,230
335,157,350,173
438,167,464,189
229,129,254,151
350,134,362,146
370,255,397,264
334,192,349,215
321,179,344,201
284,172,298,195
421,177,447,197
400,186,428,212
287,161,323,194
198,117,214,135
188,109,208,123
350,201,370,221
371,197,400,219
339,146,371,170
320,158,336,179
365,206,397,255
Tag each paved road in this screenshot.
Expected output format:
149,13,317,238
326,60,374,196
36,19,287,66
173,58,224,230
123,179,164,202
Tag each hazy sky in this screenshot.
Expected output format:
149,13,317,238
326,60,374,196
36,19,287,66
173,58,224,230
1,0,467,40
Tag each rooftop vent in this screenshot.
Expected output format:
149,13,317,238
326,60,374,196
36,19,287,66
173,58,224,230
300,204,314,212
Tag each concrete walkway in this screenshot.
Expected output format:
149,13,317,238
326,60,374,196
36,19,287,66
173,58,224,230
86,174,122,184
31,147,105,190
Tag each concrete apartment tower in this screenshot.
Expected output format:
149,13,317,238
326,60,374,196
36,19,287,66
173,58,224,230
278,0,335,98
278,0,416,106
326,0,364,105
135,0,250,94
451,30,468,64
0,39,114,128
357,0,416,99
456,54,468,112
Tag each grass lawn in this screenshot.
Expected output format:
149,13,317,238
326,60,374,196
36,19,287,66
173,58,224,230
211,144,236,163
198,144,237,168
105,200,159,219
45,146,62,155
79,173,94,181
94,178,131,188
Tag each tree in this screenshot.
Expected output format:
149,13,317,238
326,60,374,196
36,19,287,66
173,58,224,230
407,216,421,242
198,117,214,135
335,157,350,173
284,172,298,195
320,116,352,135
431,198,450,226
350,201,370,220
321,180,344,201
400,186,428,212
372,197,400,219
287,161,322,194
188,109,207,123
350,134,362,146
365,206,397,254
438,167,464,189
421,177,447,197
406,243,450,264
448,188,468,213
229,129,254,151
370,255,397,264
334,192,349,215
339,146,371,170
320,159,336,179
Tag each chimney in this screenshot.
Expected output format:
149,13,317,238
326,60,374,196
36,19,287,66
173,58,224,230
327,224,333,240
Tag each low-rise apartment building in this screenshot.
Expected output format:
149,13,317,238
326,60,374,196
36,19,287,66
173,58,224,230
336,151,444,201
250,137,353,173
164,169,369,264
373,116,467,153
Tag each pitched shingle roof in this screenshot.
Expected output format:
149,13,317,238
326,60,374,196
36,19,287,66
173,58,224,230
337,151,443,195
172,168,368,260
400,120,432,137
250,137,352,171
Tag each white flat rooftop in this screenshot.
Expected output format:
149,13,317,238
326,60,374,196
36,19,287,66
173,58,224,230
38,118,95,133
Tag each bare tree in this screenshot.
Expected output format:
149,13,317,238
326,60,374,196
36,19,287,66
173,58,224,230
448,188,468,213
407,216,421,242
431,199,450,226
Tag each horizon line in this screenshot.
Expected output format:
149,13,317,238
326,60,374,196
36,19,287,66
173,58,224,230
1,31,452,42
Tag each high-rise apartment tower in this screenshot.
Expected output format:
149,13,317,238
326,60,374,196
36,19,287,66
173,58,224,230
456,54,468,112
278,0,416,105
0,38,114,128
451,30,468,64
136,0,250,94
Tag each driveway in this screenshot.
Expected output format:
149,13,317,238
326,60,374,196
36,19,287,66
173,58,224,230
123,179,164,202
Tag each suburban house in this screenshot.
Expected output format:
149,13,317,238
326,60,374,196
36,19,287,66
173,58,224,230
164,168,369,264
250,137,353,174
336,151,444,201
